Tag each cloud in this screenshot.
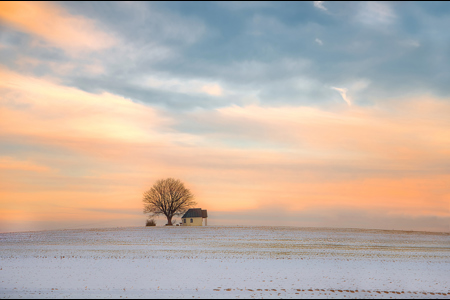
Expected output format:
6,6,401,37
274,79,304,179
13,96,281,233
356,2,396,26
114,2,206,45
0,156,50,172
0,66,174,146
0,2,117,55
315,38,323,45
213,207,450,232
313,1,327,11
201,83,223,96
331,86,351,106
400,39,421,48
194,97,450,174
14,55,105,76
141,76,224,97
350,79,370,92
218,1,273,11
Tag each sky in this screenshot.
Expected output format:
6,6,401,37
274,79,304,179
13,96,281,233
0,1,449,233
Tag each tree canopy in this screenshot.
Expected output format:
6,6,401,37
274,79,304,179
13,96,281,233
142,178,196,226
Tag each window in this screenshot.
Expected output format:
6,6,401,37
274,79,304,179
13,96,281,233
190,218,193,223
183,219,186,223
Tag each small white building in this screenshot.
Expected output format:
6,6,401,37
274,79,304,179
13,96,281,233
181,208,208,226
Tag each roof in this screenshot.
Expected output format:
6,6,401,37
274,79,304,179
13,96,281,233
182,208,207,218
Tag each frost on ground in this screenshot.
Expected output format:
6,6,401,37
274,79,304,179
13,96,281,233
0,226,449,299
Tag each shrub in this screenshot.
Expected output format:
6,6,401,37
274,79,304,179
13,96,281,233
146,219,156,226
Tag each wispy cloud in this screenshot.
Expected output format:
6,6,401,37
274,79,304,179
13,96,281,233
116,2,206,45
14,55,105,76
315,38,323,45
331,87,351,106
313,1,327,11
356,2,396,26
0,157,51,172
142,76,224,97
400,39,421,48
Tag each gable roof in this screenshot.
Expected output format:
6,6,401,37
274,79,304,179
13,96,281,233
182,208,207,218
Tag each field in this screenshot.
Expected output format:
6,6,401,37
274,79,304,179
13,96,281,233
0,226,449,298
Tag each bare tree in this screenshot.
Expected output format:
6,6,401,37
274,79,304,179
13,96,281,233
143,178,196,226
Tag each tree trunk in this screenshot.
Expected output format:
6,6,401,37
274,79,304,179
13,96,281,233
166,215,173,226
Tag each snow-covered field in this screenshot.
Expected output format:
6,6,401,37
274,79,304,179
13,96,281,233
0,226,449,299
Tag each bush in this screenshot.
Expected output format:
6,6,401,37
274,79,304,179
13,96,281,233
146,219,156,226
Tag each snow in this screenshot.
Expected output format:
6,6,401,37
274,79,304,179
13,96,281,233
0,226,449,298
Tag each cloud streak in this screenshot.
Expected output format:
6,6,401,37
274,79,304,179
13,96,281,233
313,1,327,11
0,2,117,55
355,2,396,26
0,67,170,145
331,87,351,106
143,76,224,97
0,157,51,172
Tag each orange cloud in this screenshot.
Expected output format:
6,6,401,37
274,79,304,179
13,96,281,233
0,2,116,54
212,99,450,169
0,67,174,146
0,156,50,172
